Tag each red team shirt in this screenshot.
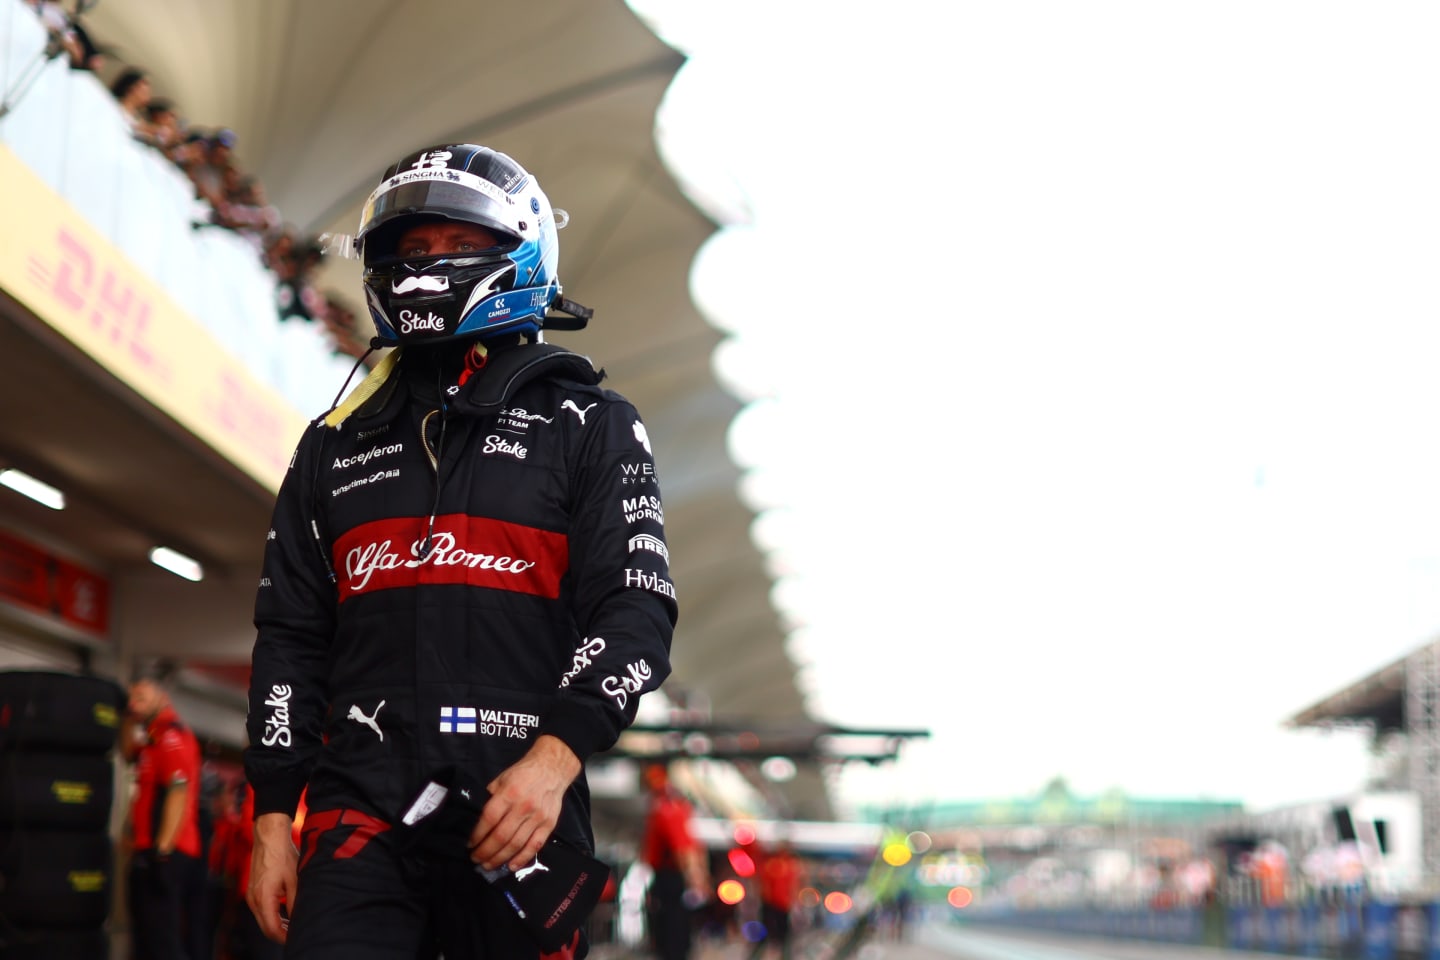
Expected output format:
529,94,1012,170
640,791,699,871
759,851,803,911
131,706,202,857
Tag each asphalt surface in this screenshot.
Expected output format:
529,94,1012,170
595,922,1300,960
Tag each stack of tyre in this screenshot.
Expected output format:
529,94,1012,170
0,669,125,960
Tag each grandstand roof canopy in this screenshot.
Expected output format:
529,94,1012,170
1287,651,1408,733
2,0,831,814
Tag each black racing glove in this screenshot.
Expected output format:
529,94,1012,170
396,767,611,951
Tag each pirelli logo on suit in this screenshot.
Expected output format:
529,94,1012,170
332,514,568,600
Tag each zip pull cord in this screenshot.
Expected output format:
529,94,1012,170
311,517,337,584
419,342,484,558
417,364,450,561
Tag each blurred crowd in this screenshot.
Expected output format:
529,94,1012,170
20,0,372,362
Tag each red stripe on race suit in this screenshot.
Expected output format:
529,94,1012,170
297,809,341,871
540,929,582,959
298,809,391,870
332,514,568,602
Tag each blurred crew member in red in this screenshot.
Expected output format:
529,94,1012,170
123,671,208,960
750,839,805,960
243,143,677,959
640,763,709,960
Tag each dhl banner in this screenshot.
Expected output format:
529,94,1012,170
0,145,306,491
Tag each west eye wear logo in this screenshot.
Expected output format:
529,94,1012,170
332,514,568,602
619,462,656,486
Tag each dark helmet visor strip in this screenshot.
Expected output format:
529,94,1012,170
360,180,520,255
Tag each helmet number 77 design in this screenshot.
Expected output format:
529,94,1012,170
411,150,452,170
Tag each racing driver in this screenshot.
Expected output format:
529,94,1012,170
243,143,678,959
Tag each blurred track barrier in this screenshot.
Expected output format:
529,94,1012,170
964,894,1440,959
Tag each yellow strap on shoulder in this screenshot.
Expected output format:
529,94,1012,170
323,349,400,429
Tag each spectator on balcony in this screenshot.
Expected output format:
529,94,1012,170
171,129,210,180
318,293,372,361
67,13,105,72
110,67,160,142
22,0,84,67
189,129,237,216
218,169,281,243
263,229,298,279
143,99,183,156
265,230,326,322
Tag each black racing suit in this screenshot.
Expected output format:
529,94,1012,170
243,342,677,958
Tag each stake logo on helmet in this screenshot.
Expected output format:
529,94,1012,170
357,144,562,345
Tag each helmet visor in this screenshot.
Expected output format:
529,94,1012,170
359,169,518,249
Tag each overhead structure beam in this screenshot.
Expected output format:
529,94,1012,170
605,721,930,767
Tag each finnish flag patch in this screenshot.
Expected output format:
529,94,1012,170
440,706,477,733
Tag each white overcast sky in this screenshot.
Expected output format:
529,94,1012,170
628,0,1440,815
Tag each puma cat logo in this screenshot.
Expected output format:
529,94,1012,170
347,700,386,741
562,399,597,425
